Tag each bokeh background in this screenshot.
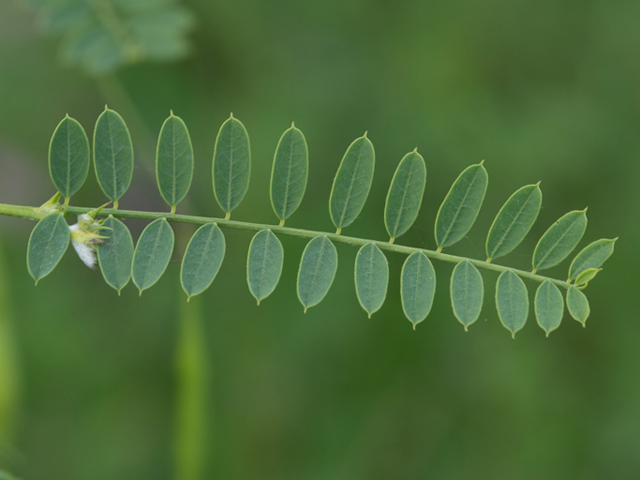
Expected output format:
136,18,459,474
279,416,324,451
0,0,639,479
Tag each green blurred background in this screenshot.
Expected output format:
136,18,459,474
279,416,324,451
0,0,639,479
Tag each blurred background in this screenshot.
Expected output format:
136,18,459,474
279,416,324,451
0,0,639,479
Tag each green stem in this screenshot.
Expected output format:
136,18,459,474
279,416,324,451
0,202,571,289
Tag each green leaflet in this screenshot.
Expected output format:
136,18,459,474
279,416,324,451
435,163,488,249
97,216,134,294
270,124,309,222
574,268,600,288
486,184,542,260
568,238,617,281
533,209,588,272
401,251,436,328
156,113,194,210
354,243,389,318
534,280,563,337
93,107,134,203
247,229,284,304
566,286,590,326
329,135,375,231
212,115,251,216
385,150,427,241
450,260,484,330
132,218,175,294
27,213,70,284
48,115,90,199
297,236,338,312
180,224,226,300
495,270,529,338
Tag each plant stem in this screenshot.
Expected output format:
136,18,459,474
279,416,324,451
0,202,571,289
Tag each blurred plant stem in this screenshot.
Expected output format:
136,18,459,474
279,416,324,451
174,293,207,480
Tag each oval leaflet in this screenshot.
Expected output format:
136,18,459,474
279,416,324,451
495,270,529,338
97,216,134,294
297,236,338,312
247,229,284,304
49,115,90,199
27,213,70,284
450,260,484,330
132,218,175,294
401,251,436,328
354,243,389,318
156,113,194,210
534,280,563,336
181,223,226,300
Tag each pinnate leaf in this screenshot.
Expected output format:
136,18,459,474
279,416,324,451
450,260,484,330
97,216,134,294
566,286,590,326
354,243,389,318
533,210,588,271
27,213,70,284
495,270,529,338
385,150,427,241
49,115,90,198
568,238,616,281
212,115,251,215
132,218,174,294
180,224,225,300
270,125,309,222
486,184,542,260
401,252,436,328
329,135,375,230
247,229,284,304
534,280,563,336
156,113,194,209
435,163,488,249
297,236,338,312
94,108,134,202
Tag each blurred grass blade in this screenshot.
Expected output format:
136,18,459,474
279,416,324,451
156,113,194,209
132,218,175,294
354,243,389,318
212,115,251,216
270,124,309,222
401,251,436,328
27,213,70,284
533,210,588,271
385,150,427,241
450,260,484,330
97,216,134,294
297,236,338,312
48,115,90,199
329,134,375,231
568,238,617,281
566,286,590,326
435,163,488,249
486,184,542,261
534,280,563,337
574,268,600,288
495,270,529,338
247,229,284,305
93,107,134,202
180,224,225,300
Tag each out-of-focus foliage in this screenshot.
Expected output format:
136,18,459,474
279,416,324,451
25,0,194,74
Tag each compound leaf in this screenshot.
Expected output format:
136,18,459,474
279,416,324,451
566,286,590,326
329,134,375,231
401,251,436,328
93,107,134,202
132,218,174,294
180,223,225,300
486,184,542,260
247,229,284,304
97,216,134,294
297,236,338,312
354,243,389,318
533,209,588,271
270,124,309,222
212,115,251,216
568,238,617,282
495,270,529,338
435,163,488,249
385,150,427,241
450,260,484,330
27,213,70,284
534,280,563,336
156,113,194,209
49,115,90,198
